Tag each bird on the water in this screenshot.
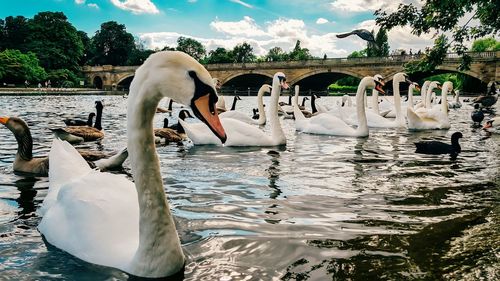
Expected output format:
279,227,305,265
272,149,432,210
414,132,463,159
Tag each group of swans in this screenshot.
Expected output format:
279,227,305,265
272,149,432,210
181,73,287,146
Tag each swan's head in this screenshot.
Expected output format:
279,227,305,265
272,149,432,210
429,81,442,90
394,72,411,84
369,76,385,94
411,82,420,92
259,84,272,94
442,81,453,93
373,74,385,86
274,72,289,90
132,51,226,143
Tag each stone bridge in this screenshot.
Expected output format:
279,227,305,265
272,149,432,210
83,51,499,92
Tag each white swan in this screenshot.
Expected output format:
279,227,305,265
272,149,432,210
448,90,462,109
294,76,384,137
371,74,384,115
414,80,431,110
181,72,288,146
38,51,227,278
220,84,271,125
414,81,442,115
407,81,452,130
340,73,409,128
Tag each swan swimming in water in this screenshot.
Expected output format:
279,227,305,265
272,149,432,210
220,85,271,125
293,76,384,137
38,51,227,278
180,73,288,146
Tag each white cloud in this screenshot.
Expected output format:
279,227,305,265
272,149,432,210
87,3,99,9
316,18,329,24
75,0,85,4
140,16,350,58
329,0,416,13
229,0,253,9
187,0,197,3
210,16,267,37
110,0,159,14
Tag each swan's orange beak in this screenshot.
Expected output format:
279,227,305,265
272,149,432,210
375,81,385,94
193,94,227,143
0,116,9,125
415,85,421,91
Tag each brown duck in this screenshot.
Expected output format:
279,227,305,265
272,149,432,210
0,116,127,176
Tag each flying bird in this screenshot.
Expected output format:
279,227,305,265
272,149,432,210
336,29,376,43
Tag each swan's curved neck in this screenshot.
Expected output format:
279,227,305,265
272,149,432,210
231,97,238,110
355,80,368,135
268,80,285,145
392,79,404,125
371,89,380,115
127,87,184,276
94,105,103,130
425,85,436,109
408,86,414,109
257,88,267,125
420,81,429,107
441,84,450,114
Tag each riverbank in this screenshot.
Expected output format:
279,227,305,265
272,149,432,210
0,87,127,96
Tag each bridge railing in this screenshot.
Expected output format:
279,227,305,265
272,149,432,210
204,51,499,70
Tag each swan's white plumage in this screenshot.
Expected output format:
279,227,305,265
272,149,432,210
37,51,223,278
39,139,139,270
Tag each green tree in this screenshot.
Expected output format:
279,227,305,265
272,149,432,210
77,30,91,66
0,16,30,52
375,0,500,71
0,49,47,84
366,28,390,57
266,47,288,61
26,12,83,71
347,49,367,58
288,40,313,61
91,21,135,66
176,37,206,61
404,35,448,73
471,37,500,52
232,42,255,63
205,47,233,64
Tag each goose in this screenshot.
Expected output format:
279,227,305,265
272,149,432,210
448,90,462,109
338,73,408,128
220,84,271,125
483,117,500,134
64,112,95,126
56,100,105,141
180,72,288,146
471,103,485,125
407,81,452,130
154,118,183,143
293,76,384,137
169,109,194,136
414,132,463,158
0,116,128,176
37,51,227,278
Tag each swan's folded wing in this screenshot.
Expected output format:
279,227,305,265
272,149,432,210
39,170,139,270
40,139,92,215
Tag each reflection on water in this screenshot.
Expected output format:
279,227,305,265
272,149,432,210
0,95,498,280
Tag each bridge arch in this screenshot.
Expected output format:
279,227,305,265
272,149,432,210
92,76,103,89
116,74,134,91
290,69,364,91
221,72,274,92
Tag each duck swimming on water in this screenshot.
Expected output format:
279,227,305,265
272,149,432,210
414,132,463,158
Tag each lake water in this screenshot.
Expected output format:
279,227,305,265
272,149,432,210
0,95,498,280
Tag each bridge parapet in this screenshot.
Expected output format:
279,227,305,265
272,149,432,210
83,51,499,90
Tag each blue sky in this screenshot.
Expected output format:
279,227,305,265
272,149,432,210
0,0,435,57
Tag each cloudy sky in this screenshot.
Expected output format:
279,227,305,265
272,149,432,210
0,0,439,57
